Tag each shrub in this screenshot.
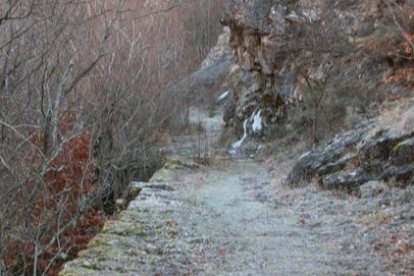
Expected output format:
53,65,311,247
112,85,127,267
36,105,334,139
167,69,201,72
0,0,225,274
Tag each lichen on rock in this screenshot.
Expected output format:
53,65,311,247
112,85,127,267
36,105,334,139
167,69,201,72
59,158,201,275
286,102,414,190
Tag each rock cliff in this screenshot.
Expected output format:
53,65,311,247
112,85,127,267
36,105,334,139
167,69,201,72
219,0,414,138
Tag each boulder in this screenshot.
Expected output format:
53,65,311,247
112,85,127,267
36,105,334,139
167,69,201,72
286,104,414,190
286,120,375,186
321,169,373,191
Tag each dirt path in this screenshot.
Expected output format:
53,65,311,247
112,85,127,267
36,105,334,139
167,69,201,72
60,156,387,275
161,159,383,275
60,109,412,275
179,161,349,275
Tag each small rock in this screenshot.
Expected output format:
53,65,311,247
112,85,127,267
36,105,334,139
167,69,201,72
81,261,96,269
145,243,157,254
116,199,126,211
359,181,387,198
355,20,375,37
321,169,372,190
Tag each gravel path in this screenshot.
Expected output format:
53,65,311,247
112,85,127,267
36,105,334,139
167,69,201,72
60,158,385,275
178,160,358,275
60,109,413,275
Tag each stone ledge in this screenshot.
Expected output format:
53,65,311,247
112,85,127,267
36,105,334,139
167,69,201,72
59,161,197,275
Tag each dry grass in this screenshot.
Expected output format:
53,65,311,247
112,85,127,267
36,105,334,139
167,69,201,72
367,98,414,139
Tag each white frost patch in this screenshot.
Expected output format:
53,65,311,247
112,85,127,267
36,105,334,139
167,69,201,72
256,144,264,153
216,91,229,102
302,9,319,22
333,134,343,144
229,119,248,154
299,151,311,160
286,11,301,22
129,192,181,209
252,110,263,133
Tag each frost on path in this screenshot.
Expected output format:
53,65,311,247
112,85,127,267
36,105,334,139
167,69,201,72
60,159,376,275
60,109,388,275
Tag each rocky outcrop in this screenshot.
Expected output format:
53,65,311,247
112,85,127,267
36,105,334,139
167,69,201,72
286,120,375,187
286,102,414,190
219,0,295,132
219,0,413,136
201,27,234,70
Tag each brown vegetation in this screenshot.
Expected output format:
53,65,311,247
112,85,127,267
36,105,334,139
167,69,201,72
0,0,224,274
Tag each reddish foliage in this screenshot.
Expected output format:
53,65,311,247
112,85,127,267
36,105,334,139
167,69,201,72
364,7,414,88
380,30,414,87
383,68,414,85
4,116,106,275
40,209,105,275
402,33,414,56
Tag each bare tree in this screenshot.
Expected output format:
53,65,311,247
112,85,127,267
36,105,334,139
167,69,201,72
0,0,226,273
